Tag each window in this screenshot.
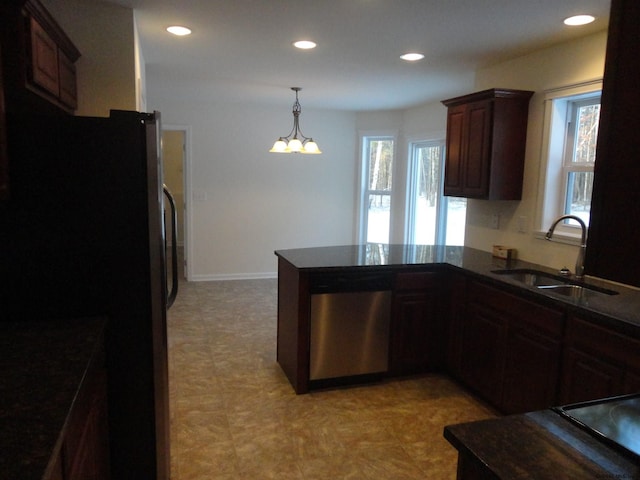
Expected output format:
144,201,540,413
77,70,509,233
562,96,599,226
540,81,601,237
360,136,394,243
406,141,466,245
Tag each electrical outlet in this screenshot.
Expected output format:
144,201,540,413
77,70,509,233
491,213,500,229
193,190,207,202
518,216,527,233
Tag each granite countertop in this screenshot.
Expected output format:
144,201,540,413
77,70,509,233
0,317,106,480
275,244,640,334
444,409,640,479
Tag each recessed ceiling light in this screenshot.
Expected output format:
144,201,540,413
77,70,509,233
563,15,595,26
400,53,425,62
293,40,317,50
166,25,192,36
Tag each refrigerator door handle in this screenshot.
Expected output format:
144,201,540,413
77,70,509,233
163,184,179,309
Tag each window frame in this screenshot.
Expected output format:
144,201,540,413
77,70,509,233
561,96,599,225
357,133,396,244
405,139,448,245
537,80,602,243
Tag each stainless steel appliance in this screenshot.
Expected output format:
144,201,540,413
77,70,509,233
309,272,391,382
2,110,175,479
163,184,179,309
554,393,640,460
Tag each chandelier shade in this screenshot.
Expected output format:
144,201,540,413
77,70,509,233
269,87,322,154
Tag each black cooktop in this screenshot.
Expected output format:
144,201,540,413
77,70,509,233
554,393,640,461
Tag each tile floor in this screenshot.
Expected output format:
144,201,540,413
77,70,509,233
167,277,498,479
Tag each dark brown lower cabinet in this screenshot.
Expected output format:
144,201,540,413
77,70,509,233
502,322,562,414
624,370,640,393
446,273,467,378
390,271,444,376
560,315,640,404
455,280,564,414
62,369,110,480
456,451,500,480
47,354,110,480
276,249,640,414
460,301,506,408
561,348,623,404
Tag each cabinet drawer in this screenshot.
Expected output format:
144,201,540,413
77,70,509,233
394,271,438,291
469,281,564,337
566,315,640,369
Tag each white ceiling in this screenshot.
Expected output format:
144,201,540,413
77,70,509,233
100,0,610,111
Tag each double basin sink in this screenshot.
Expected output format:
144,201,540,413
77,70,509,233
492,269,619,299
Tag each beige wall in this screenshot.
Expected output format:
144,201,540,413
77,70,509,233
162,130,184,246
465,31,608,270
41,0,138,117
148,94,358,280
37,0,610,277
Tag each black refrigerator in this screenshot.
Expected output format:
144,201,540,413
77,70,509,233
0,109,172,479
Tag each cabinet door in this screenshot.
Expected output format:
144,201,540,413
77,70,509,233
560,315,640,404
29,17,59,97
390,271,443,376
446,273,466,377
460,302,506,407
444,105,466,195
462,100,492,197
391,291,440,375
502,326,561,414
64,369,110,480
559,347,624,404
461,279,563,413
443,100,492,198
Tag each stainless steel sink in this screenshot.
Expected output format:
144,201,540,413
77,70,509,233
492,270,566,287
491,269,619,297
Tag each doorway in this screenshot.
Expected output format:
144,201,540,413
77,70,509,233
162,125,191,280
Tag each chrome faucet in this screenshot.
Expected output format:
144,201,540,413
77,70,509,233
545,215,587,279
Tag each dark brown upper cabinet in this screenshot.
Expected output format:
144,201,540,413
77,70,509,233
585,0,640,288
441,88,533,200
0,0,80,115
24,0,80,111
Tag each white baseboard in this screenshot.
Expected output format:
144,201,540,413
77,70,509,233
189,272,277,282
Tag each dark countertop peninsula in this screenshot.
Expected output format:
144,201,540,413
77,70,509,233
275,244,640,335
275,244,640,479
444,409,640,479
0,317,106,480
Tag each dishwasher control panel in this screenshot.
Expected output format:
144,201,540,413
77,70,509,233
309,270,393,294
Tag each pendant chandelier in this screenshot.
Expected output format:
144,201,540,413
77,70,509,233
269,87,321,154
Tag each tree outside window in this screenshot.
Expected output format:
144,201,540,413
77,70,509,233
362,137,394,243
563,96,600,226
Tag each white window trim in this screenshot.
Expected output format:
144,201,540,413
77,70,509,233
405,138,447,245
535,79,602,245
357,131,398,244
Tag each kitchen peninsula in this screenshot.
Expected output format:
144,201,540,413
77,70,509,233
275,244,640,398
444,407,640,479
276,244,640,478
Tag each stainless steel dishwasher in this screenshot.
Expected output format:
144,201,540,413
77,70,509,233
309,272,392,382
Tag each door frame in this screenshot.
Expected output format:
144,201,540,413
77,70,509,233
162,124,192,280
